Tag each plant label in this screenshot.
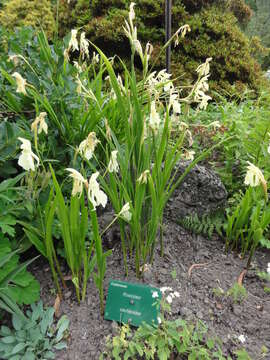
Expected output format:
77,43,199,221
104,279,161,327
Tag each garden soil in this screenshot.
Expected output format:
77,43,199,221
31,221,270,360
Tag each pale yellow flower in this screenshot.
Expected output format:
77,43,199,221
244,162,267,191
18,137,39,171
186,129,193,147
137,170,150,184
31,112,48,135
108,150,119,173
88,172,107,209
208,121,221,130
179,122,189,131
183,150,195,161
149,101,160,132
73,61,83,73
69,29,79,52
129,2,136,23
92,52,100,65
174,24,191,47
66,168,87,197
80,32,89,59
12,72,27,95
196,58,212,77
169,92,181,114
118,202,132,222
78,132,100,160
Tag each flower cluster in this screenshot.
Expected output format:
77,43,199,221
244,161,267,197
78,132,100,160
194,58,212,110
160,286,180,304
64,30,90,61
31,112,48,135
123,2,153,67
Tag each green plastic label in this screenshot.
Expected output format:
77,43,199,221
104,280,161,327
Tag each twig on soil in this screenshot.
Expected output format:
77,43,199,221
237,269,247,286
188,262,210,277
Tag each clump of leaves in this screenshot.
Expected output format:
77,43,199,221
0,235,40,315
227,283,247,304
100,320,226,360
0,301,69,360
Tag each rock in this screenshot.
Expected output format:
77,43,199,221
180,307,193,318
232,304,242,316
165,161,227,221
64,290,72,300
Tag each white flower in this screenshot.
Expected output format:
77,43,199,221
18,137,39,171
267,263,270,274
133,39,143,58
68,29,79,52
12,72,27,95
129,2,136,23
88,172,107,209
244,162,267,193
183,150,195,161
196,58,212,77
118,202,132,222
108,150,119,173
238,335,246,344
137,170,150,184
185,129,193,147
31,112,48,135
92,52,99,64
80,32,89,59
208,121,221,130
152,291,159,299
66,168,87,197
149,101,160,132
179,122,188,131
160,286,172,294
169,92,181,114
157,316,161,324
166,295,172,304
78,132,100,160
174,24,191,47
173,291,180,298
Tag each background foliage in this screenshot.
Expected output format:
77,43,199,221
0,0,265,97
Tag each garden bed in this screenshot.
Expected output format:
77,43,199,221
31,221,270,359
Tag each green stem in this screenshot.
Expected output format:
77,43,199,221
119,224,128,277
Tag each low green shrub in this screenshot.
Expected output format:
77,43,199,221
0,0,55,39
0,301,69,360
0,235,39,316
58,0,263,98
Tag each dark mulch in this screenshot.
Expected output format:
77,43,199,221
31,221,270,360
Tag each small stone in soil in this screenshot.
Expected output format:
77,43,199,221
64,290,72,300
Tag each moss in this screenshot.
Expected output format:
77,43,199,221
0,0,55,38
61,0,262,97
